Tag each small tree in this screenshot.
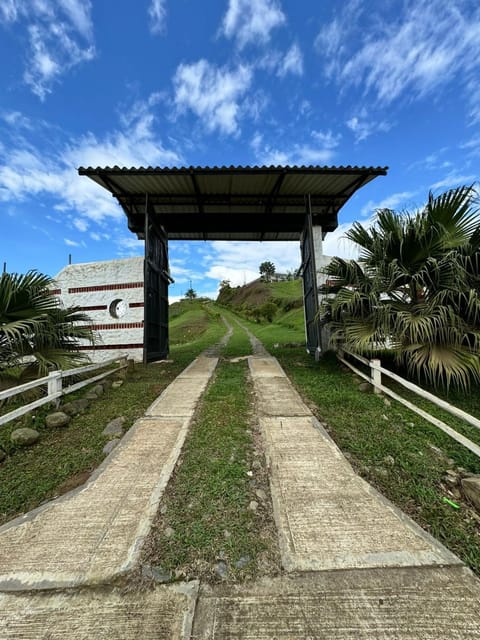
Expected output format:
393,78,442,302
259,302,278,322
219,280,231,292
259,261,276,282
185,288,197,300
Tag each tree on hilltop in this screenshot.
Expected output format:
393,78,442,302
259,261,275,282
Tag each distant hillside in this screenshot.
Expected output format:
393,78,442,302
169,299,221,344
216,278,304,329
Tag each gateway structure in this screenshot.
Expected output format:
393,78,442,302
79,164,387,362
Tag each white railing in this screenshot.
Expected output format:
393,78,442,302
337,349,480,458
0,356,128,427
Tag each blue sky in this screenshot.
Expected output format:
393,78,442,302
0,0,479,301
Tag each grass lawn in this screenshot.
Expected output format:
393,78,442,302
0,307,226,526
141,318,280,583
233,309,480,576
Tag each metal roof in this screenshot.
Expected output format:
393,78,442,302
78,165,388,241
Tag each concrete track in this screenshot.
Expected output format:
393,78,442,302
1,337,480,638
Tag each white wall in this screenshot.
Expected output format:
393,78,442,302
53,257,144,362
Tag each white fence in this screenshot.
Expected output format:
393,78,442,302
337,349,480,459
0,356,128,427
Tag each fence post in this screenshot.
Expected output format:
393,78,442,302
370,359,382,394
47,370,62,407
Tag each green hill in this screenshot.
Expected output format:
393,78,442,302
169,299,222,345
216,278,305,335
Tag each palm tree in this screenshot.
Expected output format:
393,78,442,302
321,185,480,390
0,270,94,381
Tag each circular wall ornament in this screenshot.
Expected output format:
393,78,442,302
109,298,127,319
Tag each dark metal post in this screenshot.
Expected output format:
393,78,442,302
143,193,149,366
300,194,322,358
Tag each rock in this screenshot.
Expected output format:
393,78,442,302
235,555,251,569
248,500,259,512
255,489,267,502
0,449,6,462
252,460,262,470
358,382,372,393
384,398,391,407
103,417,126,437
164,526,175,538
61,402,79,416
85,390,98,400
224,530,231,539
112,380,123,389
11,428,39,446
141,564,171,583
73,399,89,412
103,439,120,454
45,411,70,429
429,444,444,457
374,467,389,478
383,455,395,467
360,465,371,475
93,384,104,396
160,505,167,515
444,470,460,486
215,561,228,579
382,414,389,421
462,476,480,511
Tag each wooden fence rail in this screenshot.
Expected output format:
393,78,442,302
337,349,480,459
0,356,128,428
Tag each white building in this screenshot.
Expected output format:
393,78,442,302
53,257,145,362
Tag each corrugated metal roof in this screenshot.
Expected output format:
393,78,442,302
78,164,388,241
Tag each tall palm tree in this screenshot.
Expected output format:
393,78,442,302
321,185,480,390
0,270,94,381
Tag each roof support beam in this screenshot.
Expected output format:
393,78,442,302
190,170,206,241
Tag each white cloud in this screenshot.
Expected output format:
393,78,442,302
73,218,88,232
430,173,477,190
311,130,341,149
148,0,166,34
58,0,93,39
0,99,182,224
221,0,286,49
408,148,452,172
0,0,95,99
346,110,391,142
360,191,417,218
173,59,253,135
317,0,480,113
64,238,82,247
205,240,301,287
322,222,363,260
251,129,340,165
277,43,303,77
0,0,19,22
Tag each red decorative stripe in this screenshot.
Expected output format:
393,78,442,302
129,302,144,308
77,343,143,351
50,289,61,294
86,322,144,330
68,282,143,294
78,305,108,311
